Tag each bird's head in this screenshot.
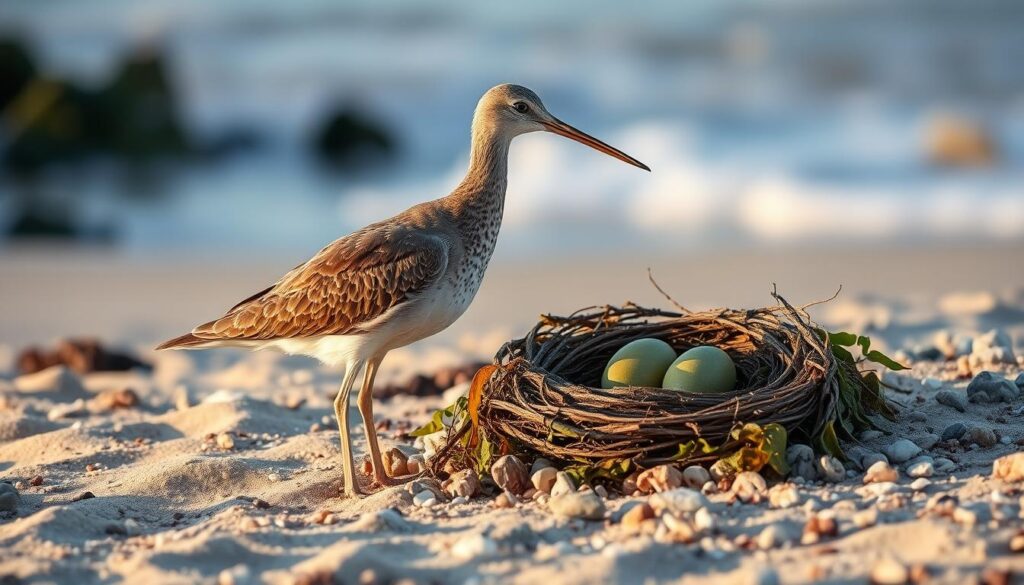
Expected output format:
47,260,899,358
474,83,650,171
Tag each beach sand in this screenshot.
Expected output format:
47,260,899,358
2,244,1024,584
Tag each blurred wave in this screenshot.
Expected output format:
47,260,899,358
0,0,1021,255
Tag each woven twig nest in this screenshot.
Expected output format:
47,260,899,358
429,290,891,476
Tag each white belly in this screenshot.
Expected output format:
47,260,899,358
261,277,477,366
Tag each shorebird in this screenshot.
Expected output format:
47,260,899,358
157,84,649,496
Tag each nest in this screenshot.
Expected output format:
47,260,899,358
430,290,887,474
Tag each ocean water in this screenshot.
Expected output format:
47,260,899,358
1,0,1022,258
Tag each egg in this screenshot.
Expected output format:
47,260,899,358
601,338,677,389
662,345,737,393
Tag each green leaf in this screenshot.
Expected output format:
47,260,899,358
671,438,717,461
409,410,446,437
410,396,469,437
864,349,908,371
830,344,856,365
474,434,495,475
828,331,858,347
856,335,871,355
762,423,790,476
817,421,844,460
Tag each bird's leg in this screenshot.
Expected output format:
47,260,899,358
357,357,417,487
334,362,365,496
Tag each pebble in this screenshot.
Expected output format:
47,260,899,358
785,444,818,480
967,371,1019,404
933,458,956,473
413,490,437,508
846,447,886,472
636,465,682,493
1009,532,1024,553
817,456,846,483
681,466,711,489
443,469,480,499
965,426,998,448
620,502,655,531
1016,373,1024,391
530,458,555,474
491,455,530,496
548,490,605,520
909,478,931,491
351,508,411,533
864,461,899,484
693,507,716,533
969,330,1016,367
756,523,797,549
531,467,557,494
941,422,967,441
768,484,800,509
727,471,765,504
853,508,878,528
0,483,19,512
216,433,235,450
550,472,576,497
406,454,425,475
883,440,921,464
992,452,1024,482
493,492,515,509
935,390,967,412
907,460,934,478
916,434,940,451
649,488,709,515
451,533,497,559
859,430,884,441
801,511,838,544
383,448,409,477
870,557,909,585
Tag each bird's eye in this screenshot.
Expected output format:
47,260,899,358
513,102,529,113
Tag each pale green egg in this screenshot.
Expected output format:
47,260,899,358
662,345,737,393
601,338,677,389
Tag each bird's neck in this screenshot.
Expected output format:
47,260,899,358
446,125,510,223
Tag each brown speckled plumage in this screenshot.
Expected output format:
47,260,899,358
156,84,648,496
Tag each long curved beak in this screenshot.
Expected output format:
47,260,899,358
541,118,650,171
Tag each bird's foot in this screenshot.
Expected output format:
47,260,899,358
343,483,367,498
373,470,425,488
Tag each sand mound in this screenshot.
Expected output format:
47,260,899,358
0,414,61,442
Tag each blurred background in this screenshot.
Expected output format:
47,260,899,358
1,0,1023,353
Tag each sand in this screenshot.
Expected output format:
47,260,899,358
2,246,1024,584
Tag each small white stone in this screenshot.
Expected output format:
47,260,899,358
413,490,436,507
649,488,709,515
871,557,908,585
531,467,557,494
768,484,800,509
731,472,767,503
550,472,576,497
909,478,931,491
693,507,716,533
864,461,899,484
883,439,921,464
451,534,497,559
907,460,934,478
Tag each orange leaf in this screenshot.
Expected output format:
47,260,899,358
467,364,497,447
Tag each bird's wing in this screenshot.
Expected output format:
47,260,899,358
189,226,450,341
